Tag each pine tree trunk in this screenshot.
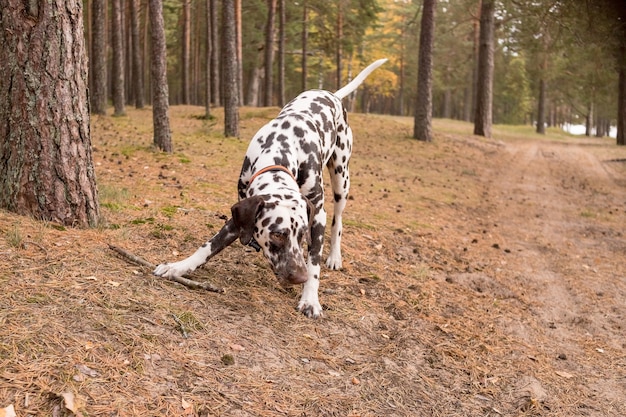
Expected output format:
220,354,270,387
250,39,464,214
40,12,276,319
413,0,436,142
473,0,495,138
302,1,308,91
205,0,212,118
91,0,107,115
210,0,220,106
536,78,546,134
223,0,240,137
0,0,100,227
112,0,126,116
277,0,286,106
182,0,191,105
130,0,145,108
618,45,626,146
336,5,343,90
236,0,244,105
264,0,277,107
149,0,172,152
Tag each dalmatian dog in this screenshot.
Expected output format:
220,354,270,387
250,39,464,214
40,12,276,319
154,58,387,318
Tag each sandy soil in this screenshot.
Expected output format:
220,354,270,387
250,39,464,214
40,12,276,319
1,108,625,416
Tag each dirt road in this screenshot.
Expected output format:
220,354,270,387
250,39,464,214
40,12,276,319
460,135,626,414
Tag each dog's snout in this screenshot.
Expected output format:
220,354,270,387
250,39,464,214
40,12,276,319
287,271,308,285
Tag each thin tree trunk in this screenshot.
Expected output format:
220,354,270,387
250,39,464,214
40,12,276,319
182,0,191,104
473,0,494,138
336,3,343,90
91,0,107,114
130,0,145,108
264,0,277,106
536,78,546,134
413,0,436,142
0,0,100,227
210,0,220,106
223,0,240,137
277,0,286,106
236,0,244,105
585,102,593,136
618,45,626,145
112,0,126,116
205,0,212,118
149,0,172,152
302,1,308,91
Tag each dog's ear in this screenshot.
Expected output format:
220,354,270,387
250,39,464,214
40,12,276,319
305,197,316,246
231,196,265,245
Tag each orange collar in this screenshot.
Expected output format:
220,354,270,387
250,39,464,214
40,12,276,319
248,165,296,187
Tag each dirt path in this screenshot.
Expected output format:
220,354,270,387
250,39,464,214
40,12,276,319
476,137,626,412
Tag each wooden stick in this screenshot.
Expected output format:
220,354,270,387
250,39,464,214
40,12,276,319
107,244,224,293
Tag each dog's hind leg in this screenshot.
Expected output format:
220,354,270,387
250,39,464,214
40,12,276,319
325,126,352,270
153,219,239,279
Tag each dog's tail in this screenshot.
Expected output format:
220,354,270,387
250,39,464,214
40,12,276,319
334,58,388,100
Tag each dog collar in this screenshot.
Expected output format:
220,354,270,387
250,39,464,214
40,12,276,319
248,165,296,187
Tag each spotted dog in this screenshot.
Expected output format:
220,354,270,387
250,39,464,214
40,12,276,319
154,59,387,318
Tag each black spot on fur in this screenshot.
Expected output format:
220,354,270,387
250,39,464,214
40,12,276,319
293,126,304,138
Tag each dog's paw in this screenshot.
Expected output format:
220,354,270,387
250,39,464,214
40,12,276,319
297,299,323,319
153,262,190,279
325,254,342,270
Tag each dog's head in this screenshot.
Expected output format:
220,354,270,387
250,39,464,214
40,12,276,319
231,194,315,286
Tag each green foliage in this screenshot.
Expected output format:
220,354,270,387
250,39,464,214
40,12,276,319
494,54,532,124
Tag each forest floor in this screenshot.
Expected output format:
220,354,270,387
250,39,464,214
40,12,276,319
1,106,625,417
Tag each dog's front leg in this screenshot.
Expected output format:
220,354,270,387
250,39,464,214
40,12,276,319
298,207,326,318
154,219,238,279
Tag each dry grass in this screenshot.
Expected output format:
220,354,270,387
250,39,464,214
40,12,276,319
1,106,625,416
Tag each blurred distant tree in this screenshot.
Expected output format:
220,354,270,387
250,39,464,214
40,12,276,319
264,0,277,106
223,0,240,137
278,0,286,106
91,0,107,115
149,0,172,152
182,0,191,105
130,0,144,109
413,0,436,142
473,0,495,138
112,0,126,116
210,0,220,106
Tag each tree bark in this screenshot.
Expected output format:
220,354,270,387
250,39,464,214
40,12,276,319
336,4,343,90
210,0,220,106
277,0,286,106
618,44,626,146
223,0,240,137
536,78,546,134
302,1,308,91
236,0,244,105
149,0,172,152
205,0,212,118
130,0,145,108
91,0,107,114
473,0,495,138
182,0,191,105
264,0,277,106
413,0,436,142
0,0,100,227
112,0,126,116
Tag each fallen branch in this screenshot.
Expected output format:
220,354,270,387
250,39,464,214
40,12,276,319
107,244,224,293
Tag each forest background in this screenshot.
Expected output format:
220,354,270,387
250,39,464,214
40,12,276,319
85,0,626,141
